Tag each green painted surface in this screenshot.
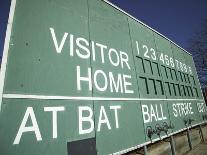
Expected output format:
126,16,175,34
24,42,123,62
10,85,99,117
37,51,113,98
0,99,95,155
4,0,91,97
184,53,203,99
94,101,145,155
88,0,139,98
141,101,172,141
0,0,206,154
128,18,165,100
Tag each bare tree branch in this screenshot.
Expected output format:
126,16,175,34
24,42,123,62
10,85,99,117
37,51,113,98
188,19,207,88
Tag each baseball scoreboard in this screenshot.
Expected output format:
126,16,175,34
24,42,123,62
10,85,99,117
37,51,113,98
0,0,206,154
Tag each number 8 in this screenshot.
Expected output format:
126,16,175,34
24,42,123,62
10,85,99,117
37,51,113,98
170,57,174,67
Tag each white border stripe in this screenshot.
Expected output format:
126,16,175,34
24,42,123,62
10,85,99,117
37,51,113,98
102,0,192,56
2,93,205,101
0,0,17,111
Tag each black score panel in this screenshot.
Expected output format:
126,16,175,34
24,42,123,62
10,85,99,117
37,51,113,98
67,138,97,155
128,17,165,100
128,17,172,142
184,53,207,124
166,45,193,131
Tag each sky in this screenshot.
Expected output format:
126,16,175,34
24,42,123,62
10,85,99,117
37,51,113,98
109,0,207,50
0,0,207,57
0,0,11,58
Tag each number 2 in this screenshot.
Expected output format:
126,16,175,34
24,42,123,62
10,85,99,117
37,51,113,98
143,45,150,58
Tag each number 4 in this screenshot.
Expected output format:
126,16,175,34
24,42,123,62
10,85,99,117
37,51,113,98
160,53,164,64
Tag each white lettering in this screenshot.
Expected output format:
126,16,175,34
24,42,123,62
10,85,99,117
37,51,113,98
123,74,134,94
110,105,121,128
77,66,92,91
94,70,108,91
109,72,123,93
120,51,131,70
142,105,150,123
96,43,107,63
97,106,111,131
79,106,94,134
13,107,42,145
44,106,65,139
50,27,68,54
108,48,120,67
76,37,90,59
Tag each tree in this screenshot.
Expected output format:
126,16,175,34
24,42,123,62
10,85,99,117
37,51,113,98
188,19,207,88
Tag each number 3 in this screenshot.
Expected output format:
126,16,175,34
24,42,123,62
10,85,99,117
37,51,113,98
150,48,156,60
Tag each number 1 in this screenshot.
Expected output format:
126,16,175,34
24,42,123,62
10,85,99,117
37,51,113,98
136,41,140,55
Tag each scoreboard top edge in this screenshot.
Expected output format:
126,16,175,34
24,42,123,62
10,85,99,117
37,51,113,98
102,0,192,56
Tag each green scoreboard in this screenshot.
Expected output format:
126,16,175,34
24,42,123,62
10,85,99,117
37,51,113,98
0,0,206,154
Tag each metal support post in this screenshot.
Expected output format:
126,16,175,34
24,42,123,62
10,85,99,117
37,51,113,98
170,136,176,155
144,145,147,155
187,128,192,150
199,125,205,142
